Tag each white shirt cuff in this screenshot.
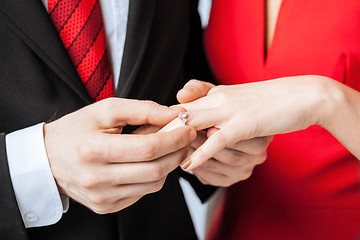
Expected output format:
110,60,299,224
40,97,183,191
6,123,67,228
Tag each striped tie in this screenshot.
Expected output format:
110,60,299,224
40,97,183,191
48,0,115,101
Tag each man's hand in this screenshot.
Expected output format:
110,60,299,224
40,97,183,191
44,98,196,214
177,80,271,187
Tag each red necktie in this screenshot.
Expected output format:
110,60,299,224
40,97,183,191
48,0,115,101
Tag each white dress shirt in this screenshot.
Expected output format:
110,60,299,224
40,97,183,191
6,0,129,228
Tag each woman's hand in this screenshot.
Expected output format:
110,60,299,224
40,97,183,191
190,128,272,187
177,80,273,186
178,76,351,171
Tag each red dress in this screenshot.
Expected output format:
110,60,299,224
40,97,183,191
204,0,360,239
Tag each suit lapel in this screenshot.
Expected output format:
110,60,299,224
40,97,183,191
0,0,157,101
0,0,91,103
117,0,156,98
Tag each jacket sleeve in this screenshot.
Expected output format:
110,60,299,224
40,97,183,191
0,133,29,240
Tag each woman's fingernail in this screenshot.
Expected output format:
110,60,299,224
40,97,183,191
181,160,192,171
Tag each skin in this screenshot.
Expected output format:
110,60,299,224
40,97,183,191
44,98,196,214
266,0,283,52
134,115,271,187
177,81,272,187
178,76,360,172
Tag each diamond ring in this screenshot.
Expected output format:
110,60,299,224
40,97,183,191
178,112,189,125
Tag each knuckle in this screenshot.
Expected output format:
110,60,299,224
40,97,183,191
88,192,107,206
91,205,108,215
149,165,166,181
215,91,229,105
144,100,158,115
78,173,99,189
144,100,162,123
227,154,241,166
76,142,99,163
152,178,166,193
144,100,157,108
141,141,156,161
102,97,117,110
256,152,268,165
97,100,114,119
241,169,254,181
222,180,234,187
79,174,97,189
204,160,217,171
114,189,126,200
220,175,239,187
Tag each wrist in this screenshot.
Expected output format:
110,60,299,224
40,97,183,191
43,121,65,194
311,76,346,132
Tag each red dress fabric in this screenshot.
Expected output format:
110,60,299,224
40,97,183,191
204,0,360,239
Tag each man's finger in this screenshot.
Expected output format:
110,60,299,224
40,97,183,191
97,147,190,184
98,126,196,163
105,177,167,200
84,98,185,129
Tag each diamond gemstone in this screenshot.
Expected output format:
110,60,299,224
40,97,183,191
178,112,188,120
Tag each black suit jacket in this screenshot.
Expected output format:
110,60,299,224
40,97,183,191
0,0,214,239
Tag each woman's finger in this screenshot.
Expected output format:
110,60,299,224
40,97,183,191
177,80,215,103
181,108,223,131
228,136,274,154
207,127,273,154
181,129,227,171
193,168,235,187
